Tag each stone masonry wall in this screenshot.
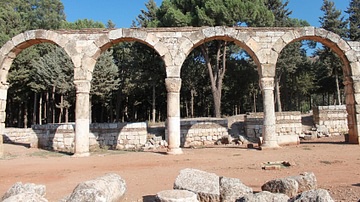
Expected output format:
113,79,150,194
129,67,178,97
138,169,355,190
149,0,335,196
245,112,302,145
313,105,348,135
174,118,229,147
3,122,147,153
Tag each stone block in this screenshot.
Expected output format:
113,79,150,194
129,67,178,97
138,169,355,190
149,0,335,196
67,173,126,202
174,168,220,202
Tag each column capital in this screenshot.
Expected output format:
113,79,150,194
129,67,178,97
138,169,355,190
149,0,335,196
260,77,274,90
74,80,91,94
165,78,181,93
0,82,9,90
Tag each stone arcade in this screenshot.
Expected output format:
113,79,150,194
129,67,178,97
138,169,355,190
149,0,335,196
0,26,359,157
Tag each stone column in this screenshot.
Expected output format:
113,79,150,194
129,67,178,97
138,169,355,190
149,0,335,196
0,83,8,158
260,77,279,148
345,76,360,144
73,80,91,157
165,78,183,155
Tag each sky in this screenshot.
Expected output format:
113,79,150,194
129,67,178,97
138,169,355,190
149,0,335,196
62,0,350,28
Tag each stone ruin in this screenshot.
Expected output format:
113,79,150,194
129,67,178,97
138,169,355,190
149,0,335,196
1,168,335,202
2,105,349,153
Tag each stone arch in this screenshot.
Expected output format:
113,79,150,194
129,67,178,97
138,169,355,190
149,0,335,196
0,29,72,84
178,27,261,74
92,29,171,74
272,27,359,143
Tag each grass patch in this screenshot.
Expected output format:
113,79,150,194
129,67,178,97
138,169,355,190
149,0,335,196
27,150,67,158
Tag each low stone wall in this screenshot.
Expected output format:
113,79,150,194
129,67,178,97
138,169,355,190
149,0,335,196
175,118,229,147
313,105,348,135
245,112,302,145
4,122,148,153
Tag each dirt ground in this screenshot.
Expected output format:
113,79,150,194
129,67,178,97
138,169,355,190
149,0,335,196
0,135,359,202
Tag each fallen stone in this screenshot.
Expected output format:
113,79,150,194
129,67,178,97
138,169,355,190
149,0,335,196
237,191,290,202
2,192,48,202
67,173,126,202
289,172,317,193
173,168,220,202
261,177,299,197
156,190,199,202
220,177,253,202
1,182,46,201
289,189,334,202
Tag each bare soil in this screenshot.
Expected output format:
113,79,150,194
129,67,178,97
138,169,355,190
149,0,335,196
0,135,359,202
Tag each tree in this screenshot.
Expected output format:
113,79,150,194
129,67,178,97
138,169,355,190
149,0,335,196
346,0,360,41
91,50,120,123
144,0,274,117
317,0,347,105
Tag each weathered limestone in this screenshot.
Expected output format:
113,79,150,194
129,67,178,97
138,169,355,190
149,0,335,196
0,26,360,155
289,189,334,202
156,190,199,202
260,77,279,148
174,168,220,202
1,182,46,201
220,177,253,202
166,78,183,155
261,178,299,198
238,191,290,202
73,80,91,157
67,173,126,202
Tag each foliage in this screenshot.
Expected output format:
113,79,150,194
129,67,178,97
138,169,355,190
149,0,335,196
346,0,360,41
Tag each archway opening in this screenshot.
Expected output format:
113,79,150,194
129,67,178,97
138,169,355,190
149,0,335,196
6,43,75,128
92,40,166,124
276,36,351,144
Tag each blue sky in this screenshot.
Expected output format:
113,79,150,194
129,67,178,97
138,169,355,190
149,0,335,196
62,0,349,28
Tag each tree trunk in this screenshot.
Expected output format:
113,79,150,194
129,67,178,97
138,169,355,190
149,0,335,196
46,91,50,124
33,93,37,125
58,94,63,123
152,85,156,123
115,89,123,122
65,107,69,123
23,101,28,128
335,68,341,105
275,77,282,112
52,86,55,123
39,94,42,125
190,89,195,118
253,92,257,113
200,41,227,118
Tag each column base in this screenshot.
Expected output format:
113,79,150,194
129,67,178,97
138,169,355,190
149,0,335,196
260,141,280,150
72,152,90,157
167,148,183,155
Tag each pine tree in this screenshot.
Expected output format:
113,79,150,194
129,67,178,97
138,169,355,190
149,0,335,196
145,0,274,117
317,0,347,105
346,0,360,41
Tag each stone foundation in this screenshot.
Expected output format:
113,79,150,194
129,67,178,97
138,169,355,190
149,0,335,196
313,105,348,135
168,118,229,147
245,112,302,145
4,122,148,153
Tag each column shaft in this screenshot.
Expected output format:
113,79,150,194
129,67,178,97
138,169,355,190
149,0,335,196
74,80,90,157
260,77,279,148
166,78,183,155
0,84,8,158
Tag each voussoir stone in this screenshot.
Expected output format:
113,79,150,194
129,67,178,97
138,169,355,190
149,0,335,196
173,168,220,202
156,190,199,202
289,189,334,202
289,172,317,193
67,173,126,202
1,182,46,201
261,177,299,197
219,177,253,202
237,191,290,202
